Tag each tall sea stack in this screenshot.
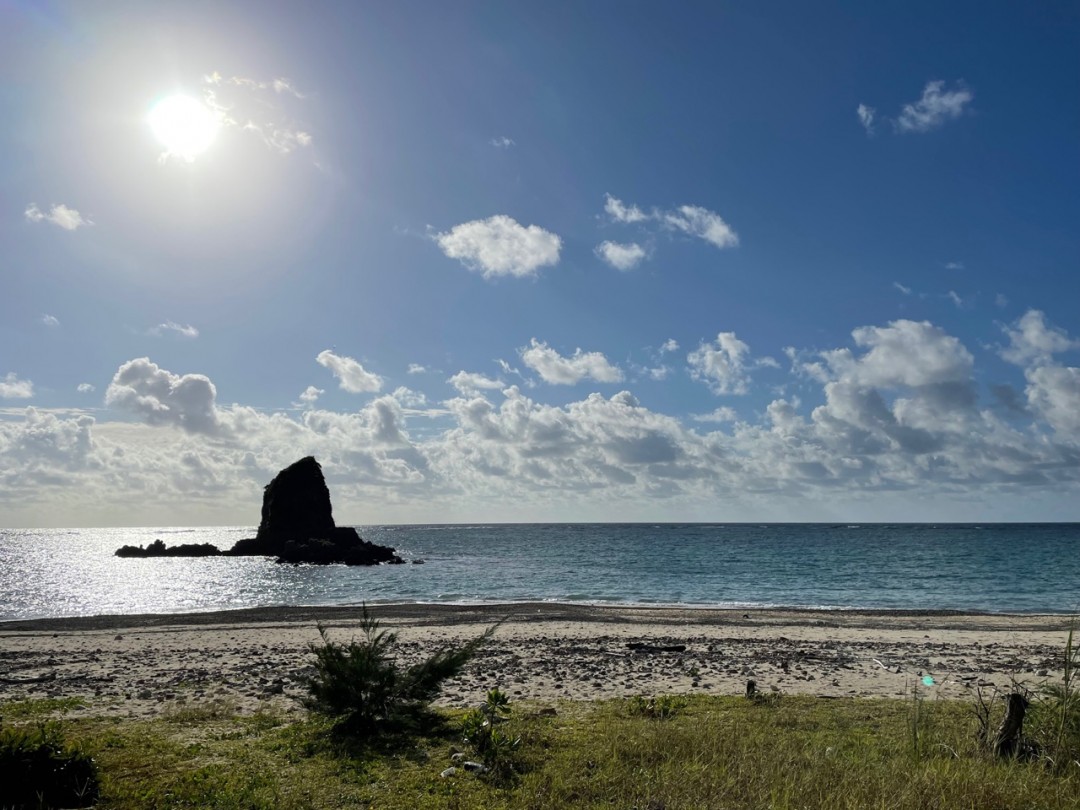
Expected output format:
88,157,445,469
117,456,402,565
228,457,402,565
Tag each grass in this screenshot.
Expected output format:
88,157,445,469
3,693,1077,809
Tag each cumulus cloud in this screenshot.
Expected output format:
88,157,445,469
25,203,90,231
1025,366,1080,439
392,386,428,408
448,371,505,395
1000,310,1079,366
945,261,965,270
693,407,739,423
596,240,647,270
688,332,773,395
41,314,60,327
0,373,34,399
604,193,648,223
316,350,383,393
896,80,973,133
805,320,974,389
407,363,428,375
490,136,515,148
105,358,224,435
434,215,562,279
893,282,912,295
297,386,323,406
857,103,876,134
662,205,739,249
520,339,624,385
149,321,199,339
77,383,95,394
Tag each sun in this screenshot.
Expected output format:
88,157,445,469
148,95,221,162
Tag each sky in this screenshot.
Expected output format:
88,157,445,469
2,0,1079,527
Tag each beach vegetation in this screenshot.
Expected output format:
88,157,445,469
627,694,688,719
7,693,1079,809
0,719,99,809
459,688,522,778
302,608,498,734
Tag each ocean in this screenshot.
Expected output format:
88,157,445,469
1,524,1077,621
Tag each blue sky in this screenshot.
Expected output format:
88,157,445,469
2,0,1079,526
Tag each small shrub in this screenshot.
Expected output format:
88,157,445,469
302,607,497,733
1029,623,1080,771
627,694,688,719
461,688,521,777
0,720,99,809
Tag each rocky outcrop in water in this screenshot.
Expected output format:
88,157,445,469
115,539,222,558
115,457,402,566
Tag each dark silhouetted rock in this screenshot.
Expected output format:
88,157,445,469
115,457,402,566
227,457,402,566
115,539,222,558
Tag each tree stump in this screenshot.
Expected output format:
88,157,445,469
992,692,1029,758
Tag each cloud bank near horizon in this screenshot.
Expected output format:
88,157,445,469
2,309,1078,525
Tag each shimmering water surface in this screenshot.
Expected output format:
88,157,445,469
1,524,1078,620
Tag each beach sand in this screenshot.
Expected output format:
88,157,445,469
0,604,1073,719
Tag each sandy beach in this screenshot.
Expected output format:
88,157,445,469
0,604,1073,719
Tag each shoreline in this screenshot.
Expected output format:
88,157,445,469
1,603,1072,720
3,600,1076,632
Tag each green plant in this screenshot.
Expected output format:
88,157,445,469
627,694,688,720
1030,622,1080,771
461,688,521,776
302,607,497,733
0,720,99,808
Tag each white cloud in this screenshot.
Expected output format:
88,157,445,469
1000,310,1080,366
596,240,647,270
520,339,624,385
945,261,965,270
316,350,384,393
77,383,95,394
663,205,739,249
0,373,34,399
41,314,60,327
149,321,199,339
857,103,876,134
105,358,224,435
202,73,313,156
693,407,739,423
448,371,505,395
827,320,974,388
896,80,973,133
298,386,324,406
407,363,428,375
490,136,515,148
434,215,562,279
604,193,648,223
392,386,428,408
1025,365,1080,439
893,282,912,295
25,203,90,231
688,332,772,395
947,290,964,308
996,293,1009,309
660,339,679,354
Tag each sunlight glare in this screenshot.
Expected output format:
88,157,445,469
148,94,221,162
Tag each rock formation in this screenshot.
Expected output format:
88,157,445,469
115,539,221,558
116,457,402,566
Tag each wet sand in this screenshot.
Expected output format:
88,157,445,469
0,604,1072,719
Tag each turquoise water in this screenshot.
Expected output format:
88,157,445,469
1,524,1078,620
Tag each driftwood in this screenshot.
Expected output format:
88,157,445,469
992,692,1029,758
0,672,56,685
745,679,757,699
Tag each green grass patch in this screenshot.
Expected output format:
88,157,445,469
1,694,1077,809
0,696,87,719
